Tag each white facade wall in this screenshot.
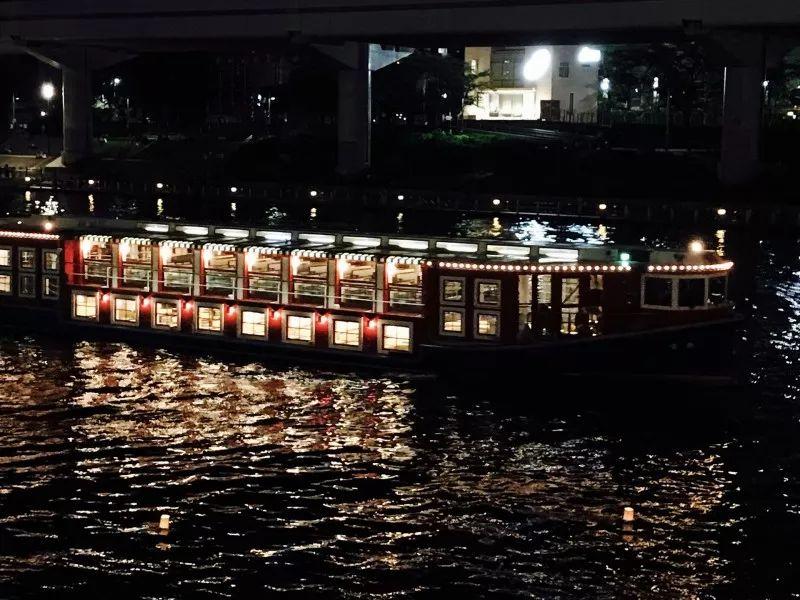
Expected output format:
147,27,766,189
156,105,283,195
464,45,599,121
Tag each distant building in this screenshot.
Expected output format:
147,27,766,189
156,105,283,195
464,45,600,121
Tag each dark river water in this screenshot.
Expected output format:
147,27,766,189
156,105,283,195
1,191,799,598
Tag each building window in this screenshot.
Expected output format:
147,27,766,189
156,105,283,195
0,247,11,268
43,275,59,299
113,296,138,325
154,300,180,329
43,250,59,272
381,323,412,353
440,309,465,336
73,292,98,320
440,277,465,304
19,248,35,270
678,278,706,308
331,319,361,349
476,311,500,338
643,277,673,307
475,279,501,306
197,305,223,333
18,274,35,298
490,48,524,87
285,314,313,343
559,61,570,78
708,276,727,305
0,273,11,294
240,309,267,337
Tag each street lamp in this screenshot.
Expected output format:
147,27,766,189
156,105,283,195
40,82,56,156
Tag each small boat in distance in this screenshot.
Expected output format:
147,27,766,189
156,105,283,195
0,216,739,376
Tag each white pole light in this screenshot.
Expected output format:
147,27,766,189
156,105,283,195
600,78,611,93
523,49,552,82
40,82,55,101
577,46,602,64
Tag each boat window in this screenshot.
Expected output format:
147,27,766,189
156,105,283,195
113,297,138,324
286,314,313,343
337,258,376,309
561,278,580,305
241,309,267,337
644,277,673,307
678,278,705,308
708,276,727,305
204,249,237,296
441,308,465,335
387,262,423,312
43,250,59,272
18,274,35,297
154,301,180,329
332,319,361,348
43,276,59,299
81,240,111,261
590,274,603,290
161,246,194,291
518,275,533,330
476,279,501,306
291,256,328,306
292,255,328,279
381,323,412,352
120,241,151,264
441,277,465,304
537,274,552,305
476,312,500,338
19,248,35,270
247,254,282,302
0,247,10,268
197,305,223,332
560,306,578,335
73,292,98,319
204,248,236,271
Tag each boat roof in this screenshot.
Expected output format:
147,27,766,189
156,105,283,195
0,216,733,272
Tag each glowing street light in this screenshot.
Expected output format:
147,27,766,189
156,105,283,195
600,78,611,93
40,82,55,101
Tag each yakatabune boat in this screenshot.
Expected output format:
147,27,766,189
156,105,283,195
0,216,739,376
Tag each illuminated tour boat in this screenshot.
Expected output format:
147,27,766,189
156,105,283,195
0,217,738,373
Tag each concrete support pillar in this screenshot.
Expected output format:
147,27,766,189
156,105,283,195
337,42,371,176
719,64,763,186
710,32,766,186
62,61,93,165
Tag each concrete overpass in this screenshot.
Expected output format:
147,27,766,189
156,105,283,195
2,0,799,184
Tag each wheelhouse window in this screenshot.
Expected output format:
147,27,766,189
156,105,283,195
43,275,59,299
337,257,376,309
81,237,112,285
291,254,328,306
19,248,35,270
0,247,10,268
240,309,267,337
643,277,673,307
475,279,501,306
285,313,314,344
153,300,180,330
440,308,465,336
386,261,422,312
381,322,412,353
0,273,11,294
203,246,237,297
246,251,282,302
18,274,35,298
112,296,138,325
440,277,465,305
119,239,152,289
197,304,223,333
331,318,362,349
160,243,194,292
73,292,98,320
475,311,500,338
708,275,728,306
42,250,59,272
678,278,706,308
